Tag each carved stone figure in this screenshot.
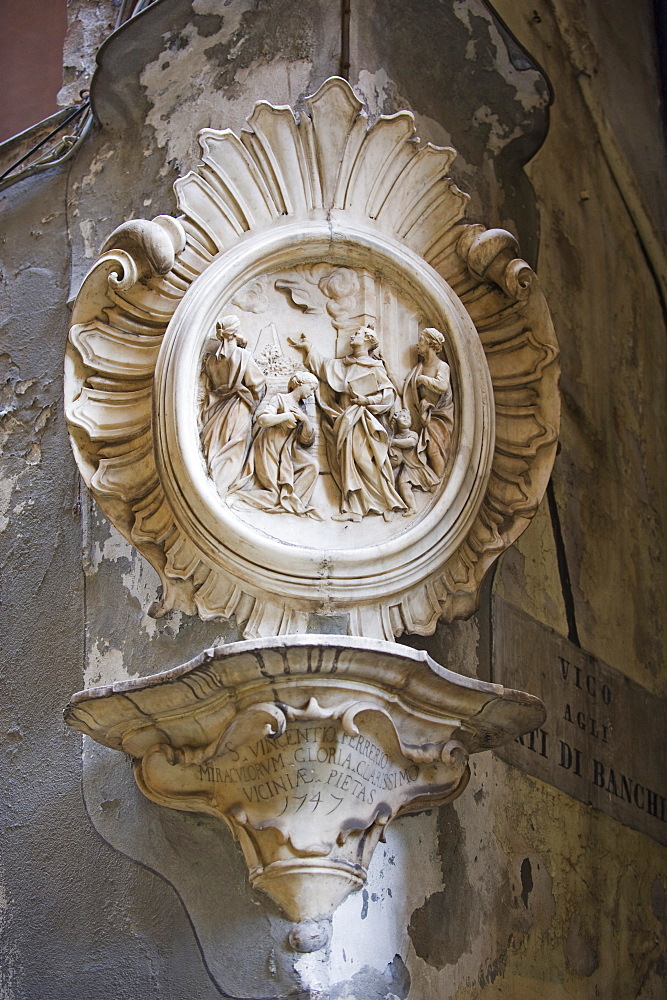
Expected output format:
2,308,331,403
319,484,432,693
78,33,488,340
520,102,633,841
200,315,266,496
389,408,439,515
290,327,406,522
231,371,322,518
403,327,454,480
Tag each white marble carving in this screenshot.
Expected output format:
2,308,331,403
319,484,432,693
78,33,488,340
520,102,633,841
289,327,405,522
63,76,559,954
200,315,266,498
231,371,322,518
64,77,559,639
65,634,546,952
389,408,438,514
403,327,454,481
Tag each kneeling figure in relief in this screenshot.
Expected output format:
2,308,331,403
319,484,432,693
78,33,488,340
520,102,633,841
232,371,322,518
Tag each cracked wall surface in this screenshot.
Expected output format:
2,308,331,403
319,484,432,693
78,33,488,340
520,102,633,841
0,1,665,997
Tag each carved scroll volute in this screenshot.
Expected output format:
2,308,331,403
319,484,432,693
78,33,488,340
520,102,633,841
68,216,186,330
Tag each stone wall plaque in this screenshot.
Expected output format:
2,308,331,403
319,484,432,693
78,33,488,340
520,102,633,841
493,598,667,846
64,76,559,642
63,79,559,951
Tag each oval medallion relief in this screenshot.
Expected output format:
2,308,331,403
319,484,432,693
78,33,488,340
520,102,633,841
65,77,558,639
156,220,494,609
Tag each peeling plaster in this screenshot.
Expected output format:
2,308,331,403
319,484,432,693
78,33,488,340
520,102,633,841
349,0,551,268
328,954,411,1000
452,0,546,113
0,867,22,999
83,510,134,574
328,813,443,983
82,502,236,686
77,218,98,260
0,357,55,532
139,9,315,171
408,803,478,970
80,144,116,189
470,104,526,156
81,511,168,686
58,0,118,107
401,758,562,998
287,812,443,996
84,641,127,689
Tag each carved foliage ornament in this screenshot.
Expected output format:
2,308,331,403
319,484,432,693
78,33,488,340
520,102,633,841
65,78,559,640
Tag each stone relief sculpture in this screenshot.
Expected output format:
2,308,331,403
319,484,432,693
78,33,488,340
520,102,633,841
403,327,454,480
289,326,406,522
201,298,452,524
389,408,439,514
231,371,322,518
65,77,559,636
64,78,559,955
200,315,266,496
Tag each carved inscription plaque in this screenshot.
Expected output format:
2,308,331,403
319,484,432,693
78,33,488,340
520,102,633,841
67,633,544,940
138,708,467,925
492,598,666,845
195,723,422,816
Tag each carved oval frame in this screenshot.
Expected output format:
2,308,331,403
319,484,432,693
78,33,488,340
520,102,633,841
65,77,559,640
157,220,493,607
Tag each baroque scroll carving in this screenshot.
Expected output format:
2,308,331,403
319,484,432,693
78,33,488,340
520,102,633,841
64,77,559,640
65,635,546,950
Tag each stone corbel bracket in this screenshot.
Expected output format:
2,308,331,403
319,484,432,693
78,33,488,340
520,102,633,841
65,634,545,952
64,76,559,639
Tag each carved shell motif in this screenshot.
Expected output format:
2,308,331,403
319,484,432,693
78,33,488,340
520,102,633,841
65,77,559,640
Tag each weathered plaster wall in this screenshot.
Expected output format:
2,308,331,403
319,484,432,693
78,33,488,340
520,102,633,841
0,1,665,998
57,0,118,108
0,173,225,998
492,0,667,695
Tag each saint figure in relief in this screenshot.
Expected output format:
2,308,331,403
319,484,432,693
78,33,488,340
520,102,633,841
200,315,266,496
389,408,439,514
231,371,322,518
290,327,406,521
402,327,454,480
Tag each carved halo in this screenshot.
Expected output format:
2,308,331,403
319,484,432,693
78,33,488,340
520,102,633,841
65,77,559,640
